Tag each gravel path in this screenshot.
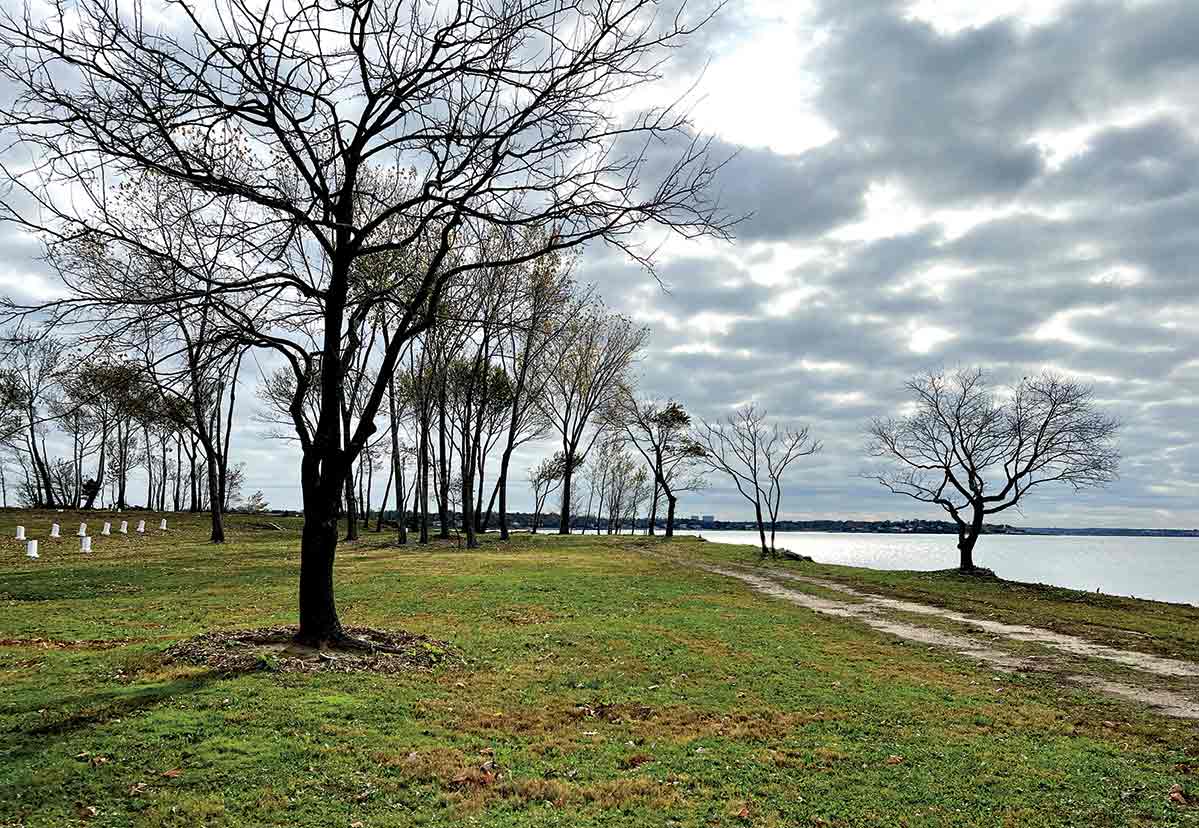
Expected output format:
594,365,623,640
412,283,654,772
649,551,1199,720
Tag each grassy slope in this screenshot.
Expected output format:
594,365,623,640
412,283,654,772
673,539,1199,662
0,510,1197,827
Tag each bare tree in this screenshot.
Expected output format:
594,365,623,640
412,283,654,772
540,309,647,534
867,368,1120,571
617,392,705,537
694,405,821,558
0,0,731,646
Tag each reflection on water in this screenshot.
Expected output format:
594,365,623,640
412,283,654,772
678,530,1199,606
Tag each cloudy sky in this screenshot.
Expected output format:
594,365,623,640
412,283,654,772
4,0,1199,528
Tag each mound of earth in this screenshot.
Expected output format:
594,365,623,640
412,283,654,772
165,625,457,675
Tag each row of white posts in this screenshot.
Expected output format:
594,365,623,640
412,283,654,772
19,518,168,559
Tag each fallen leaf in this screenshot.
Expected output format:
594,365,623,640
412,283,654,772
129,782,148,796
161,768,182,779
886,755,904,765
1170,783,1190,805
350,822,365,828
89,756,109,767
737,805,751,819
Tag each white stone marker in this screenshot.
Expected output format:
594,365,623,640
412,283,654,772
160,518,168,531
81,536,92,553
15,525,24,540
102,522,111,536
136,520,145,534
78,523,87,537
119,520,128,534
50,523,60,538
25,539,38,559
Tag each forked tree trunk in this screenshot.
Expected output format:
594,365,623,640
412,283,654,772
958,506,984,570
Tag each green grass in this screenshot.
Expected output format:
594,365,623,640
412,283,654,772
2,510,1198,826
669,538,1199,662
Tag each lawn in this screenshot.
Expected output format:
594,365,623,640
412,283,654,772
1,510,1197,827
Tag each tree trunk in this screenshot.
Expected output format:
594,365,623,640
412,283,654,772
958,505,984,570
665,494,677,538
297,481,343,646
83,425,108,510
343,470,359,541
375,458,392,532
418,413,430,544
204,442,226,543
559,456,573,535
497,448,512,541
437,390,450,539
753,500,769,558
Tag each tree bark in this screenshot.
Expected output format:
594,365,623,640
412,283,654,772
559,456,573,535
665,494,677,538
437,387,450,539
754,499,769,558
497,448,512,541
296,472,343,645
958,504,984,570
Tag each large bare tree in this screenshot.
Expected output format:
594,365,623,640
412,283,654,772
694,404,821,558
0,0,731,646
867,369,1120,571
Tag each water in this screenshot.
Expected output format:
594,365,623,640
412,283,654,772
679,530,1199,606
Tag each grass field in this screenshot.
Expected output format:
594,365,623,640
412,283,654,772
2,509,1198,827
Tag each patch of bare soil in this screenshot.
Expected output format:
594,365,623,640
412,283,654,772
165,626,458,675
645,549,1199,720
775,572,1199,679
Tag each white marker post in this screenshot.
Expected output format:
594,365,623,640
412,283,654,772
136,520,145,534
25,539,38,559
50,523,60,538
78,523,87,537
102,522,111,536
15,525,24,540
160,518,168,531
119,521,128,534
81,536,92,553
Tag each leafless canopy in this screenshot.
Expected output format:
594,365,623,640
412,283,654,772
693,404,820,558
866,368,1120,569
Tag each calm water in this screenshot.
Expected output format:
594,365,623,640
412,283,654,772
679,530,1199,606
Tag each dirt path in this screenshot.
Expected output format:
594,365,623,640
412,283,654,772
648,551,1199,720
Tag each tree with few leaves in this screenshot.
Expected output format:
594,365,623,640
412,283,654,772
867,368,1120,571
616,392,705,537
540,310,647,534
694,405,821,558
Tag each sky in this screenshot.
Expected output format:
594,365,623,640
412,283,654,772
3,0,1199,528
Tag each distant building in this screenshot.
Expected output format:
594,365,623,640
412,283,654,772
690,514,700,522
701,515,715,525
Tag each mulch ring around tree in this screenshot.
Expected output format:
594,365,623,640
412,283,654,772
165,626,460,675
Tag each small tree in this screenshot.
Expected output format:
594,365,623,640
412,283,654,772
244,491,270,514
867,368,1120,571
617,392,705,537
694,405,821,558
528,454,566,534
